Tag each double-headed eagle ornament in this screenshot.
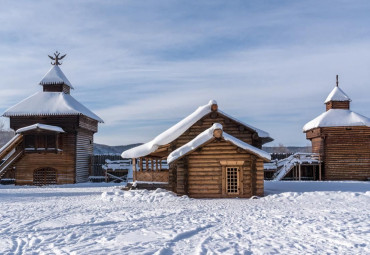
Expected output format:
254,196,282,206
48,51,66,65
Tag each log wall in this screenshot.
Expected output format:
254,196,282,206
10,115,99,185
306,126,369,180
172,112,261,151
321,126,370,180
174,139,264,198
10,116,79,132
326,101,350,111
14,132,76,185
75,129,94,183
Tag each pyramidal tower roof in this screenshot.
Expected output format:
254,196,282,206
324,75,351,103
39,65,74,89
324,86,351,103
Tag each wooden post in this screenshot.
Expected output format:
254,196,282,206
56,134,59,153
313,165,316,180
151,159,154,171
319,163,322,181
160,160,162,170
221,166,226,196
146,158,148,171
156,159,158,171
298,164,301,181
139,157,143,172
132,158,137,181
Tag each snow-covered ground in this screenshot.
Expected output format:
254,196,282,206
0,181,369,255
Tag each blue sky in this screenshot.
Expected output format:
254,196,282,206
0,0,369,146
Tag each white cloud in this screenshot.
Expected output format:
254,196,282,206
0,1,369,146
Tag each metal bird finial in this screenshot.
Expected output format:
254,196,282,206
48,51,66,65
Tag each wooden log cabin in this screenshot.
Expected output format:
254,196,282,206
122,100,273,198
0,53,103,185
303,76,370,181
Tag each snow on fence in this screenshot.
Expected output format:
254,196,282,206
272,153,321,181
91,155,123,176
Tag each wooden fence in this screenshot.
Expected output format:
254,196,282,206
91,155,123,176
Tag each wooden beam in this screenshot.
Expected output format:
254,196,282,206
139,157,143,172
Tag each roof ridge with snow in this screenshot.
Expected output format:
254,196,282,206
167,123,271,164
303,109,370,132
16,123,65,134
324,86,351,103
121,100,272,158
39,65,74,89
3,91,104,123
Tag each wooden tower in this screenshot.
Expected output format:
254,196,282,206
303,76,370,180
1,52,103,185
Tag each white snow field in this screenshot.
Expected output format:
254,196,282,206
0,182,369,255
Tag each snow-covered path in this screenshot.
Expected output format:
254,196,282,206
0,182,369,255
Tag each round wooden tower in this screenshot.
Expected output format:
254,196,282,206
1,53,103,185
303,76,370,180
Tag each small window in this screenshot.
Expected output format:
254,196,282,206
226,167,239,194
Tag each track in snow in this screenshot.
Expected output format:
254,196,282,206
0,182,369,254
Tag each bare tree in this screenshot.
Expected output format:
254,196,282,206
273,143,290,154
0,119,14,147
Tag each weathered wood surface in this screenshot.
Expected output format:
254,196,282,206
325,101,350,111
147,112,265,159
307,126,370,180
174,139,264,198
76,130,94,183
0,134,23,160
136,170,169,183
9,113,99,185
43,84,70,94
15,132,76,185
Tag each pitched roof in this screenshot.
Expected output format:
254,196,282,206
167,123,271,164
324,86,351,103
121,100,272,158
3,91,104,123
303,109,370,132
16,123,65,134
39,65,74,89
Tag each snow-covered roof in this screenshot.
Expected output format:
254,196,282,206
122,100,272,159
3,91,104,123
303,109,370,132
39,65,74,89
218,110,270,138
167,123,271,164
16,123,65,134
324,86,351,103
